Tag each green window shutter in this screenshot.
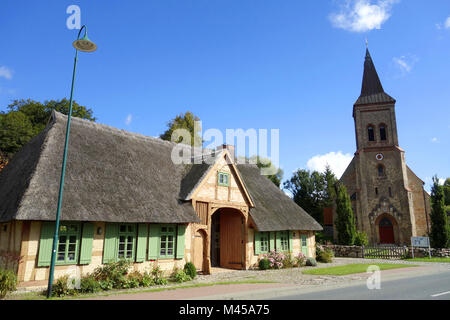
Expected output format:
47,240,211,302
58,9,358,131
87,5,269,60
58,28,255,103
103,223,118,264
136,224,148,263
269,232,275,251
79,222,94,265
254,232,261,255
288,231,293,252
37,222,56,267
148,224,160,260
176,225,186,260
275,232,281,252
301,235,308,256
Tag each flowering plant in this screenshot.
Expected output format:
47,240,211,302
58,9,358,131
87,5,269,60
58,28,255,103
295,252,307,267
262,250,285,269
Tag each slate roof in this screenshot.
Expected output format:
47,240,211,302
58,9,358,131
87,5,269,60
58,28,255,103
354,49,396,106
0,111,321,232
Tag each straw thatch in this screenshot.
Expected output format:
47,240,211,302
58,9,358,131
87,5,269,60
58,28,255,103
0,111,321,232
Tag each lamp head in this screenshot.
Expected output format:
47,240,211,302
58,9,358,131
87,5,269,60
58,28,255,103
73,34,97,52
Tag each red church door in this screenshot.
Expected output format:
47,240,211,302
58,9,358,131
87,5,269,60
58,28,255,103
379,218,394,244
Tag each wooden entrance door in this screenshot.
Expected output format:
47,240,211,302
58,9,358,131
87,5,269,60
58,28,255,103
219,210,243,269
379,218,394,244
193,230,205,272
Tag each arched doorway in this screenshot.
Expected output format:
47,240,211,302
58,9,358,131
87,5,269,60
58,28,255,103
210,208,244,270
379,217,395,244
192,229,206,273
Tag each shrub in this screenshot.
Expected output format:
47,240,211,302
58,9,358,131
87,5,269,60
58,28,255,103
92,259,131,289
151,266,168,285
306,257,317,267
125,271,143,288
317,248,334,263
315,232,334,245
140,272,155,287
170,268,192,283
282,253,295,269
354,231,369,246
263,250,285,269
295,252,307,267
183,262,197,279
0,268,17,299
258,258,270,270
52,275,76,297
79,275,101,294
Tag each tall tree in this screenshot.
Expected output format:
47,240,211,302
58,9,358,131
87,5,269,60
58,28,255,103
160,111,202,146
0,99,96,157
323,165,338,207
335,183,356,245
444,178,450,206
429,176,449,248
249,156,284,188
283,169,326,225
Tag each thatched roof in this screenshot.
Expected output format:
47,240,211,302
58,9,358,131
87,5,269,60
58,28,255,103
0,111,321,232
237,164,323,232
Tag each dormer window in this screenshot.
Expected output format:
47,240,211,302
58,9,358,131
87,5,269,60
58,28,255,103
218,172,229,187
379,124,387,141
368,125,375,142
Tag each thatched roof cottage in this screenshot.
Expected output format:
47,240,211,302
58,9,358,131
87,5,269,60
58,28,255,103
0,111,321,288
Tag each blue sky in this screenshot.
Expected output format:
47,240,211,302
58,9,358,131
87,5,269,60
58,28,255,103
0,0,449,190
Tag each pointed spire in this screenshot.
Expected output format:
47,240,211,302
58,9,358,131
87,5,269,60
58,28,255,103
355,48,395,106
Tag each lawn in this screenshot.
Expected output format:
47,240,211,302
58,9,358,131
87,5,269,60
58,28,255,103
403,257,450,263
302,263,417,276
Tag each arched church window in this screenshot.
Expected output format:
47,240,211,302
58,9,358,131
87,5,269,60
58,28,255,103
368,125,375,142
377,164,385,177
379,124,387,141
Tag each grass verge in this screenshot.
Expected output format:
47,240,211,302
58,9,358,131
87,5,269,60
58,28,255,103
403,257,450,263
302,263,418,276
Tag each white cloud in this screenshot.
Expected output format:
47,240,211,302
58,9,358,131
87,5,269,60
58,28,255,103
445,16,450,29
0,66,13,80
392,54,418,75
329,0,399,33
306,151,353,178
393,56,411,72
431,137,439,143
125,114,132,126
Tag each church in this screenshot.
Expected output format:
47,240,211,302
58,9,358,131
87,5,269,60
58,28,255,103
335,49,431,245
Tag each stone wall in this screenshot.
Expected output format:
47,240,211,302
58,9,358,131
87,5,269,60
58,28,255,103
409,247,450,258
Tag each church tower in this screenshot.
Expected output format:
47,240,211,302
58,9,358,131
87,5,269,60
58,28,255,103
338,49,431,245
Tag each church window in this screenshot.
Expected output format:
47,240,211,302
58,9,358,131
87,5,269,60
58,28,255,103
368,126,375,142
379,124,387,141
375,187,378,196
377,165,385,177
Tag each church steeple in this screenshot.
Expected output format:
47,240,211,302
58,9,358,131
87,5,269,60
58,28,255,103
354,48,395,106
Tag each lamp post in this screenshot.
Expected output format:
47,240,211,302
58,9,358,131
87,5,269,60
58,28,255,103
47,25,97,298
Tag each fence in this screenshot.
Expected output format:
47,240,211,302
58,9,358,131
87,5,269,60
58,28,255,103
362,245,408,259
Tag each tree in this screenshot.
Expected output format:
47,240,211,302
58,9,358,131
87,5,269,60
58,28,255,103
160,111,202,146
443,178,450,206
248,156,284,188
429,176,449,248
0,99,96,157
323,165,338,207
334,183,356,245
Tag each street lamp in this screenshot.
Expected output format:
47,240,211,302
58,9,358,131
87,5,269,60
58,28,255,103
47,25,97,298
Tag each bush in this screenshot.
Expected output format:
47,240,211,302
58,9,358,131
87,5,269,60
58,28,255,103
262,250,285,269
151,266,168,285
306,258,317,267
92,259,131,289
295,252,307,267
258,258,270,270
79,275,101,294
282,253,295,269
354,231,369,246
0,268,17,299
316,245,334,263
170,268,191,283
183,262,197,279
52,275,76,297
315,232,334,245
125,271,142,288
140,272,155,287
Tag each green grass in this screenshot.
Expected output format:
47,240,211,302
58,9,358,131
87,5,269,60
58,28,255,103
403,257,450,263
8,280,277,300
302,263,418,276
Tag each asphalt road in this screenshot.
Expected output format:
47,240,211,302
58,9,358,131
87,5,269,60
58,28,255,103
271,270,450,300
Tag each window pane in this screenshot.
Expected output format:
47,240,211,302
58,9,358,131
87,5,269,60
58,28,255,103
120,225,126,233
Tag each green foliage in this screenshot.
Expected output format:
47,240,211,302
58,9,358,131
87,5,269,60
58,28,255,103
315,231,334,245
354,231,369,246
443,178,450,206
160,111,202,146
252,156,284,188
295,252,307,267
335,183,357,245
281,253,295,269
305,257,317,267
258,258,270,270
430,176,449,248
316,245,334,263
170,268,192,283
52,275,76,297
140,272,155,287
92,259,131,289
0,99,96,157
183,262,197,279
0,268,17,299
151,266,168,285
283,166,337,226
79,275,101,294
